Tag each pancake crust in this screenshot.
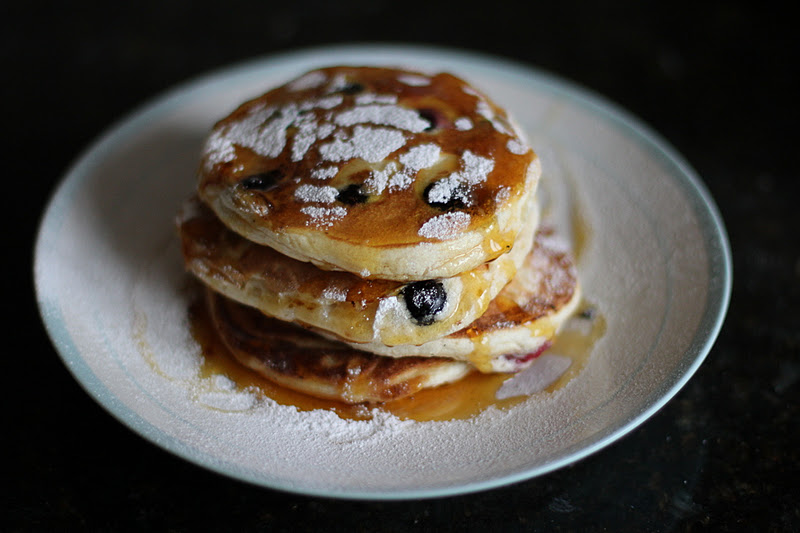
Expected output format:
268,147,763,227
322,224,581,373
197,66,539,281
178,196,539,347
206,289,471,404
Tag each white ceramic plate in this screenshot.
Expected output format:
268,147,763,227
34,44,731,499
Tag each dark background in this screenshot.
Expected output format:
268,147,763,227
6,1,799,531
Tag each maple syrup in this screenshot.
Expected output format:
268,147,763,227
180,160,603,422
187,294,604,422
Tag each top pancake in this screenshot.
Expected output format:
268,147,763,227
198,66,539,281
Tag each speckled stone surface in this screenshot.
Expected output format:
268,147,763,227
8,1,798,531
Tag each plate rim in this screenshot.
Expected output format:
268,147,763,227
33,43,732,500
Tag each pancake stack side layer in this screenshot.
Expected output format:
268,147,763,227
178,66,581,404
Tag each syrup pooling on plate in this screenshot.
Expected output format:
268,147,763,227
181,212,601,420
203,288,472,405
187,288,604,422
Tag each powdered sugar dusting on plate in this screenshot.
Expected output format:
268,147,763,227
496,354,573,399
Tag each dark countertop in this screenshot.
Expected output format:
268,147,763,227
7,1,798,531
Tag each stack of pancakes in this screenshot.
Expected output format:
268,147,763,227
178,66,580,404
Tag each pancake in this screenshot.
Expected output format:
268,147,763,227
318,224,581,373
178,195,539,347
206,289,472,404
197,66,539,281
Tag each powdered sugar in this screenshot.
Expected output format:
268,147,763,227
427,178,469,207
325,73,350,93
506,138,529,155
397,74,431,86
495,186,511,205
476,100,493,121
319,125,406,163
202,129,237,171
291,116,335,162
454,117,473,131
418,211,471,240
537,228,572,254
206,96,348,168
491,118,513,136
387,169,413,190
288,70,328,91
425,150,494,207
364,162,402,194
294,184,338,203
311,166,339,180
363,144,440,195
203,103,289,169
373,296,407,336
355,93,398,105
333,104,430,132
195,374,258,411
300,205,347,226
459,150,495,183
472,95,515,136
322,285,348,302
399,143,441,171
496,354,572,399
304,95,344,110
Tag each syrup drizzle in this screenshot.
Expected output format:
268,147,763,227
184,152,601,421
188,293,605,422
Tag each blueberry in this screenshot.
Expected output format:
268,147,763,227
336,184,368,205
424,181,469,210
240,170,282,191
337,82,364,95
402,280,446,326
417,108,438,131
